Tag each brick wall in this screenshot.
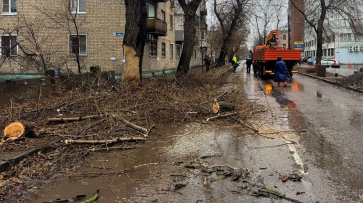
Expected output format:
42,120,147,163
0,0,201,74
289,0,305,49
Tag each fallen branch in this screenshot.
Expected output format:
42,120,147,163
90,146,137,152
215,90,229,101
147,124,155,136
132,162,158,169
110,114,149,137
47,115,100,122
77,119,106,136
121,118,148,134
238,119,259,133
206,112,237,121
64,137,146,144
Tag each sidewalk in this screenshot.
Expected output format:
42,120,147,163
294,64,363,94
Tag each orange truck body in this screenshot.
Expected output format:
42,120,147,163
253,46,301,78
253,46,301,62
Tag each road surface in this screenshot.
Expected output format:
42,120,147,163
240,61,363,202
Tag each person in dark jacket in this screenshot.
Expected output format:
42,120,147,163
246,58,252,73
274,56,291,87
204,55,211,71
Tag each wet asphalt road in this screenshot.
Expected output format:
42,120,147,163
239,61,363,202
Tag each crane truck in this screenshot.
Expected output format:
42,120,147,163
252,30,301,78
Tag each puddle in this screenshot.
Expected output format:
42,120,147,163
33,124,183,203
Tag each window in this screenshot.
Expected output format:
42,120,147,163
69,35,87,56
150,41,157,57
1,35,17,56
176,44,181,58
330,48,334,56
283,35,286,40
2,0,16,14
161,10,165,21
170,15,173,30
354,34,363,41
342,33,351,41
161,42,165,57
147,4,155,18
170,44,173,58
71,0,86,13
283,44,286,49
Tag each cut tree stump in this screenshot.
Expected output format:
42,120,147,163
2,122,25,144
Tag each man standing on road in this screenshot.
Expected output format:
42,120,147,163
274,56,291,87
246,57,252,73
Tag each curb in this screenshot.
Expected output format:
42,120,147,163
297,72,363,94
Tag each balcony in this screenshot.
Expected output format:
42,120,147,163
147,18,167,36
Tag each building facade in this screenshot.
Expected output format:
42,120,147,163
0,0,206,74
288,0,305,52
278,30,288,50
302,1,363,64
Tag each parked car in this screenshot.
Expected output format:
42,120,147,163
321,59,340,67
308,57,316,65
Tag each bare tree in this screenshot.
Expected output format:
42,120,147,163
249,0,287,47
176,0,203,78
289,0,355,76
226,26,249,62
35,1,88,74
213,0,247,66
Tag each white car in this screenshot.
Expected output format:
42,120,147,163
321,59,340,67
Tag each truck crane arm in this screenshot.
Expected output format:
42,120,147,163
265,30,279,49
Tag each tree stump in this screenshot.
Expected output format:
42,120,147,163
3,122,25,141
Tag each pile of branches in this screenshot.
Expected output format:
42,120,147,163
0,66,259,201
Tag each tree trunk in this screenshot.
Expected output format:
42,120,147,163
316,0,326,77
176,13,196,78
122,0,147,88
215,0,242,67
176,0,202,79
217,39,228,66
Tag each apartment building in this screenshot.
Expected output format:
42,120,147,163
302,1,363,64
0,0,206,74
278,30,288,50
288,0,304,51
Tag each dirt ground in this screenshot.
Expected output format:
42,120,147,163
0,65,262,202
